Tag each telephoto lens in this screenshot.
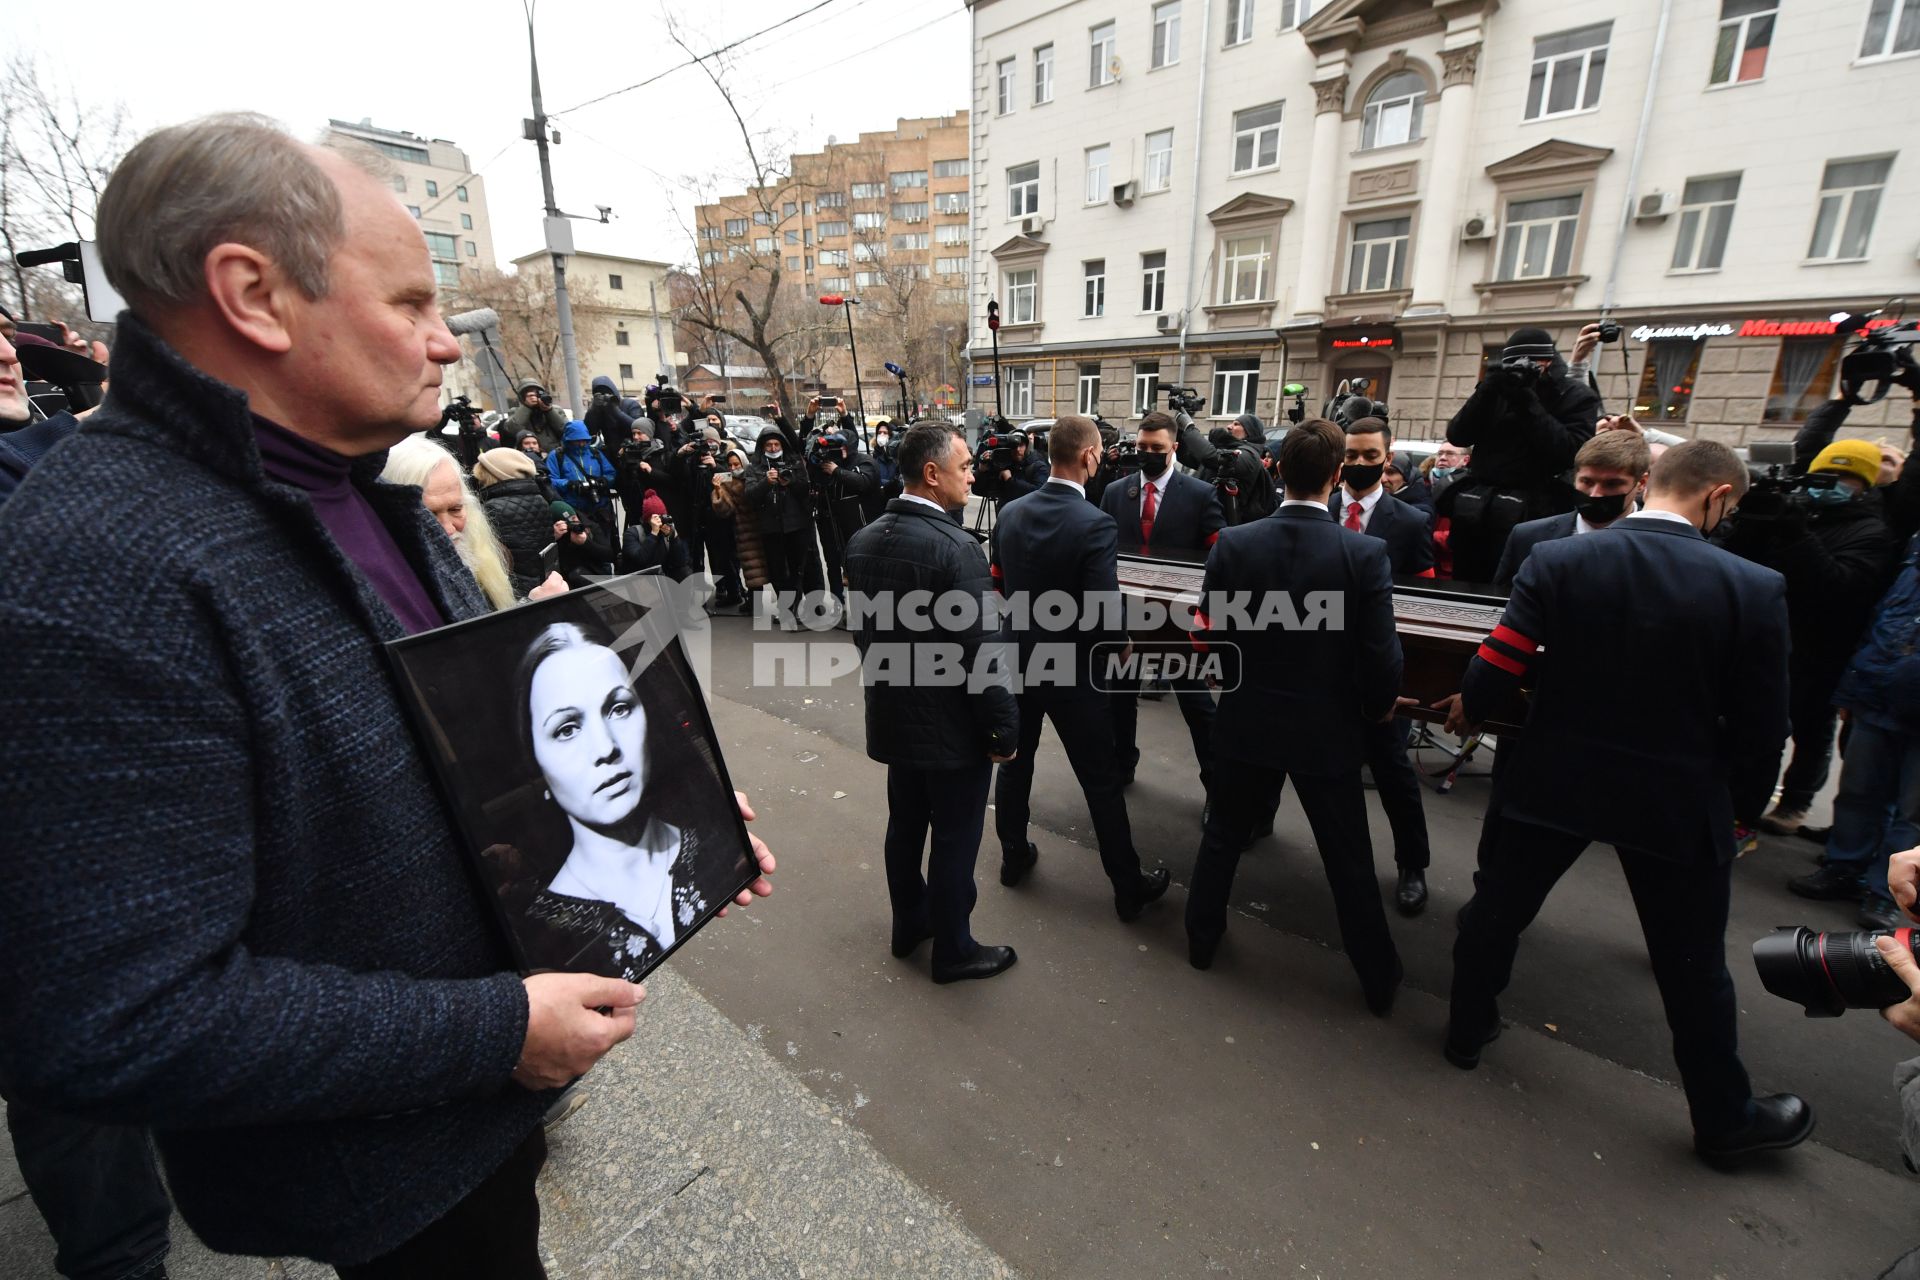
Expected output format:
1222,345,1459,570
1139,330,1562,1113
1752,925,1915,1017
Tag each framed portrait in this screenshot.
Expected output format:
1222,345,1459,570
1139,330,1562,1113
387,574,756,982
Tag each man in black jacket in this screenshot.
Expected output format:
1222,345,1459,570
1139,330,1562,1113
806,423,880,602
846,422,1021,983
1443,440,1810,1161
1440,327,1601,582
583,374,641,452
1175,410,1275,526
990,415,1172,922
1186,418,1406,1011
744,424,823,621
1492,428,1650,590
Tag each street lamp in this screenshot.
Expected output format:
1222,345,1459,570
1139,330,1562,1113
818,294,869,428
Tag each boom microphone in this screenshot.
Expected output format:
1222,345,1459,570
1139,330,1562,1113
444,307,501,337
14,243,78,269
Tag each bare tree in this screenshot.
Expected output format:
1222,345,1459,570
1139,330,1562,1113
456,265,610,397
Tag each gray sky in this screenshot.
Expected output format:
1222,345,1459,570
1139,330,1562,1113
10,0,970,268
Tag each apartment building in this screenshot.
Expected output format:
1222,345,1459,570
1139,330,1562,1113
509,250,675,401
966,0,1920,441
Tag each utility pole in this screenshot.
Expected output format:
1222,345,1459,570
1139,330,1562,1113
648,279,670,379
526,7,583,418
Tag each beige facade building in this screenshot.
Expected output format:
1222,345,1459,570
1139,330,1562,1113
966,0,1920,442
509,250,675,402
693,114,973,416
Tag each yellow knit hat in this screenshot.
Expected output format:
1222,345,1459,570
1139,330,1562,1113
1808,439,1882,488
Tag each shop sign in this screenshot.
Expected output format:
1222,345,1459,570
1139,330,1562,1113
1629,322,1735,342
1737,316,1898,338
1330,334,1395,350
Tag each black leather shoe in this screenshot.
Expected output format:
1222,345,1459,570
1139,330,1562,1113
1695,1094,1814,1161
1116,867,1171,921
1395,868,1429,917
1119,753,1139,786
1363,957,1404,1017
1443,1021,1502,1070
1789,861,1865,900
932,944,1017,985
890,919,932,959
1000,842,1039,887
1189,931,1220,970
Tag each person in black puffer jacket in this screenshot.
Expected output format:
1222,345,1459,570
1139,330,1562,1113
744,424,822,612
473,448,559,597
583,374,642,453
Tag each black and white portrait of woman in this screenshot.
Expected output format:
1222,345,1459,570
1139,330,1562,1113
388,584,755,982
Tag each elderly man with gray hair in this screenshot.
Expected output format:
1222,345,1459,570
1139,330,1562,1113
0,114,773,1278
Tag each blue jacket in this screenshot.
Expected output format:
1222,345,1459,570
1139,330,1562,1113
1835,538,1920,733
547,423,616,512
0,314,544,1264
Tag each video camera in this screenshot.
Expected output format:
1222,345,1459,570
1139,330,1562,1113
647,374,684,418
1837,311,1920,405
1325,377,1390,428
975,426,1025,474
1163,385,1206,418
807,430,850,468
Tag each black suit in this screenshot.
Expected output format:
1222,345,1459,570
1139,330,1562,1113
1101,469,1226,784
1325,487,1434,872
1452,515,1790,1139
1490,511,1578,591
990,481,1147,898
1187,503,1403,999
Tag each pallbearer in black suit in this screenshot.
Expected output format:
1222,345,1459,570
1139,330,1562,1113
990,415,1172,921
1187,418,1407,1014
1491,428,1650,590
1442,440,1812,1161
1101,411,1226,789
1326,415,1435,915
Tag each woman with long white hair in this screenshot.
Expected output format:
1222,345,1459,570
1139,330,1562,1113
381,434,524,610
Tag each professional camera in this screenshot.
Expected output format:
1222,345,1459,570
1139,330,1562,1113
1595,319,1622,346
1163,385,1206,417
1491,357,1543,389
975,428,1024,474
441,394,479,428
807,430,850,468
1838,315,1920,405
648,374,684,418
1107,438,1141,476
572,474,613,509
1754,925,1916,1016
561,511,586,537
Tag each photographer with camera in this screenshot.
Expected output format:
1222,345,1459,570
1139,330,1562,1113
549,501,614,588
1167,389,1275,527
868,421,901,518
506,380,568,456
545,420,619,546
584,374,642,453
620,491,692,581
1440,327,1602,583
661,415,732,581
974,426,1050,507
432,395,489,471
806,419,879,604
1718,440,1900,854
744,423,824,622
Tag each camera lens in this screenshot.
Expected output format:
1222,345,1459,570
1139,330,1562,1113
1752,924,1914,1017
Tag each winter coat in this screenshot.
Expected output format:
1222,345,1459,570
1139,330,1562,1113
745,428,814,535
1836,542,1920,733
621,523,692,580
506,381,568,456
546,434,617,516
712,469,771,589
1443,359,1601,498
585,375,642,452
479,476,558,596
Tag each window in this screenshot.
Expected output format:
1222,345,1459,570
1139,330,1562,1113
1006,268,1038,324
457,185,469,202
701,249,722,266
1134,361,1161,414
425,179,439,198
754,237,774,252
1219,235,1271,302
618,363,635,381
1711,0,1775,84
1362,72,1426,149
1670,175,1741,271
1496,194,1582,280
1145,129,1174,192
806,254,815,270
937,256,969,274
934,192,970,214
1809,157,1893,260
1152,2,1182,67
1085,145,1111,204
787,256,801,271
407,205,422,218
1091,21,1117,87
937,223,969,244
700,225,721,240
608,273,624,290
805,229,814,245
852,182,885,200
1231,102,1284,174
1078,363,1102,414
461,213,473,229
1141,251,1167,311
425,232,458,260
1084,260,1106,316
390,174,407,193
820,276,850,291
784,201,798,218
855,271,879,287
818,220,848,237
892,202,928,222
854,242,884,262
1861,0,1920,58
1212,357,1260,416
432,261,460,287
892,170,928,189
1280,0,1316,28
1632,339,1705,421
1009,162,1041,218
753,211,772,226
934,158,969,178
1226,0,1255,46
1007,365,1035,416
365,138,430,165
894,233,930,250
998,58,1018,114
820,249,849,266
853,211,886,230
1526,23,1610,120
786,229,800,244
465,241,477,257
616,330,630,347
1346,216,1410,292
817,191,847,208
1765,337,1844,422
937,287,967,304
1034,44,1056,104
725,217,747,236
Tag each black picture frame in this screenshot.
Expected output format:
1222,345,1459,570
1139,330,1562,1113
386,574,755,982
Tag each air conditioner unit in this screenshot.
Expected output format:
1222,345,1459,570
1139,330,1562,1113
1634,190,1677,221
1020,214,1046,236
1154,313,1179,334
1112,180,1139,207
1461,213,1496,241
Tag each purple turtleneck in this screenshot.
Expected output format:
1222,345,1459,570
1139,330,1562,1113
252,417,446,635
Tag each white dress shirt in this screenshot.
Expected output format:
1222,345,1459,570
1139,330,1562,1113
1048,476,1086,498
1336,484,1386,532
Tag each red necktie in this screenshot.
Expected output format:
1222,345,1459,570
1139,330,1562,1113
1141,481,1157,545
1345,498,1364,532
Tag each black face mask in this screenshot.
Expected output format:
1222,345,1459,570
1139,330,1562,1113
1576,490,1633,525
1138,451,1171,479
1343,462,1385,491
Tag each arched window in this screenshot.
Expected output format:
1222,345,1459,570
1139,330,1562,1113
1362,71,1426,149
